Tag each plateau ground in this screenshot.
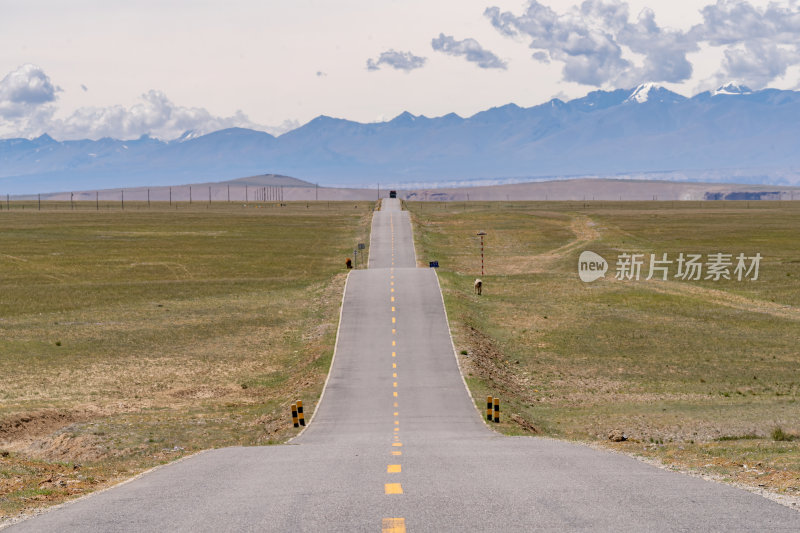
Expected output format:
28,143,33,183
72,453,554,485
408,200,800,500
0,201,373,520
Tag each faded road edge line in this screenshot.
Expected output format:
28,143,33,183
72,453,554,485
432,270,493,432
368,203,379,269
289,269,353,441
0,450,211,530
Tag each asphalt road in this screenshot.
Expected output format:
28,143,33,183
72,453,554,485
9,198,800,532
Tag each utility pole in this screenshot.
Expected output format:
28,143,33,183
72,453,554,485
477,231,487,276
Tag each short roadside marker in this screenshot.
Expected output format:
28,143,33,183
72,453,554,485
296,399,305,426
291,404,299,428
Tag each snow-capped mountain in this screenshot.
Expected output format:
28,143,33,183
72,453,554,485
624,83,687,104
712,82,753,96
2,83,800,193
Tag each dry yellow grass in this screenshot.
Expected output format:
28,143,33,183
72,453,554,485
0,201,373,520
409,200,800,500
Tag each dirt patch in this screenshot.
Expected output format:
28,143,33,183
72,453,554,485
510,413,538,433
24,433,108,462
168,386,237,400
0,410,88,444
460,323,529,399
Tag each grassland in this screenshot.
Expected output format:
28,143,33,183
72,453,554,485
408,200,800,500
0,201,373,520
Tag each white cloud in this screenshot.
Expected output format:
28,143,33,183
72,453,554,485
485,0,800,89
484,1,634,86
431,33,507,69
366,49,427,71
0,64,60,119
690,0,800,87
718,41,800,88
691,0,800,46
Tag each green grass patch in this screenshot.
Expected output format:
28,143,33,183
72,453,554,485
409,200,800,496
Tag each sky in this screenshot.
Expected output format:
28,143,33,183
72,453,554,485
1,0,799,140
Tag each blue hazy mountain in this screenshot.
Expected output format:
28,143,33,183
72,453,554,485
2,83,800,194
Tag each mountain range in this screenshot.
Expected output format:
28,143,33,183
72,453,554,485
2,82,800,194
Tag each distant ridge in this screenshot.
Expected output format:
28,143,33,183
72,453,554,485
222,174,314,187
3,83,800,194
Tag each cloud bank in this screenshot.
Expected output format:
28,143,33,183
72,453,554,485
51,90,266,140
431,33,507,69
485,0,800,89
0,64,295,140
366,50,427,71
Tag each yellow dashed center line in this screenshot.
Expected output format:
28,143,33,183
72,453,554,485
385,483,403,495
383,238,404,514
382,518,406,533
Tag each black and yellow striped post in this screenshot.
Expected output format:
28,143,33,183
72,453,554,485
296,400,306,426
291,403,299,428
493,397,500,423
486,396,493,421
